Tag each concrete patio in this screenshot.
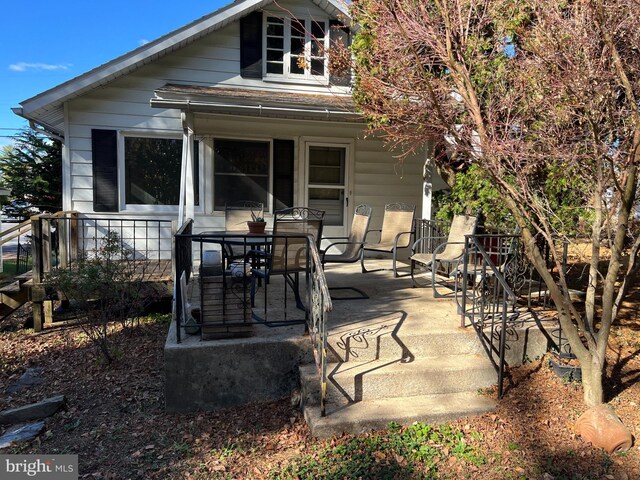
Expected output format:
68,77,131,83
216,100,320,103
165,259,552,436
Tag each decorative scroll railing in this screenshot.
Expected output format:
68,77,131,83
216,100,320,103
459,235,521,398
173,225,333,416
307,234,333,417
457,232,569,397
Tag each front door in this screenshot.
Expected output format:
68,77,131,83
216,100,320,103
305,143,350,243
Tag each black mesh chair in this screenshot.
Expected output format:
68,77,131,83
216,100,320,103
249,207,324,312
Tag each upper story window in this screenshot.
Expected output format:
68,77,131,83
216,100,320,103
264,16,329,81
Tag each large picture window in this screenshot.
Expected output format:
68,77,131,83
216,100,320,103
124,137,199,206
264,16,328,80
213,139,270,210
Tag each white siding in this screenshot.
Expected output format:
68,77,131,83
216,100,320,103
64,0,438,234
190,114,425,232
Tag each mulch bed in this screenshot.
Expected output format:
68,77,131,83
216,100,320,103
0,304,638,479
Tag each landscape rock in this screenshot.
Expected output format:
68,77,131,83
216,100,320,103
0,421,45,449
0,395,65,425
5,367,44,394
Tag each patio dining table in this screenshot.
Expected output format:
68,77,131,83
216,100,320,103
198,229,273,274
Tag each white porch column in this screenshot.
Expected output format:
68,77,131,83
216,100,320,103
178,112,195,225
422,139,435,220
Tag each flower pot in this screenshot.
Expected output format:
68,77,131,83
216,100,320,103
575,404,633,454
247,221,266,234
183,308,201,335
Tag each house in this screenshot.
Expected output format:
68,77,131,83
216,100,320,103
13,0,448,239
12,0,543,436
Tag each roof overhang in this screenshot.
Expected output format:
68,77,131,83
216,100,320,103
151,84,363,122
14,0,351,133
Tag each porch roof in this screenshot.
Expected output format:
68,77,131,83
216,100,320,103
151,84,362,122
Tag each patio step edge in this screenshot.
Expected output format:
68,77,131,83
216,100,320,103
300,355,497,405
303,391,497,438
326,328,485,363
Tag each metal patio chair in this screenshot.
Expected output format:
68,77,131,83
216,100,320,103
249,207,325,314
361,203,415,277
321,204,372,299
410,214,478,296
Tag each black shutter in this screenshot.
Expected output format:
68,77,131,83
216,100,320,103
240,11,263,79
91,129,119,212
329,20,351,87
273,139,295,210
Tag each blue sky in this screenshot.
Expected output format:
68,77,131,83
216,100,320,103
1,0,228,147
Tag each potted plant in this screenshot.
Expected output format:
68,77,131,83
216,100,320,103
247,208,266,234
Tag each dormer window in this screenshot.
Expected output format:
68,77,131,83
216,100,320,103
264,16,329,81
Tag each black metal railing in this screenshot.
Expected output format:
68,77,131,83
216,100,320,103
173,225,333,415
31,212,175,283
414,218,449,251
456,231,571,397
15,238,32,275
460,234,520,398
174,219,194,344
307,237,333,417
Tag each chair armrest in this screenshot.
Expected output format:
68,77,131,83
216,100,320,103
411,235,447,253
431,241,466,262
322,236,349,240
322,240,365,262
393,230,415,249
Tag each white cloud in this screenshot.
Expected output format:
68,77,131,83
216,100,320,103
138,39,150,46
8,62,72,72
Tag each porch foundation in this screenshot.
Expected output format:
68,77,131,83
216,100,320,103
164,319,313,413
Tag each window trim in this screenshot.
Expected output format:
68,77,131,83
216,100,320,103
118,131,204,214
262,15,330,83
212,136,274,213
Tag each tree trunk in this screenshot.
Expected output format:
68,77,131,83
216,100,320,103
580,354,605,407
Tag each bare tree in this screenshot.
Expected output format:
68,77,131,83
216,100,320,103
348,0,640,406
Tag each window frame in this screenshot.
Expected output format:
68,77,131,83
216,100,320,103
212,137,274,213
118,132,203,213
262,15,330,83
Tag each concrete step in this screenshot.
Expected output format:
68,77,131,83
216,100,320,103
300,354,496,405
326,317,483,363
303,391,496,438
